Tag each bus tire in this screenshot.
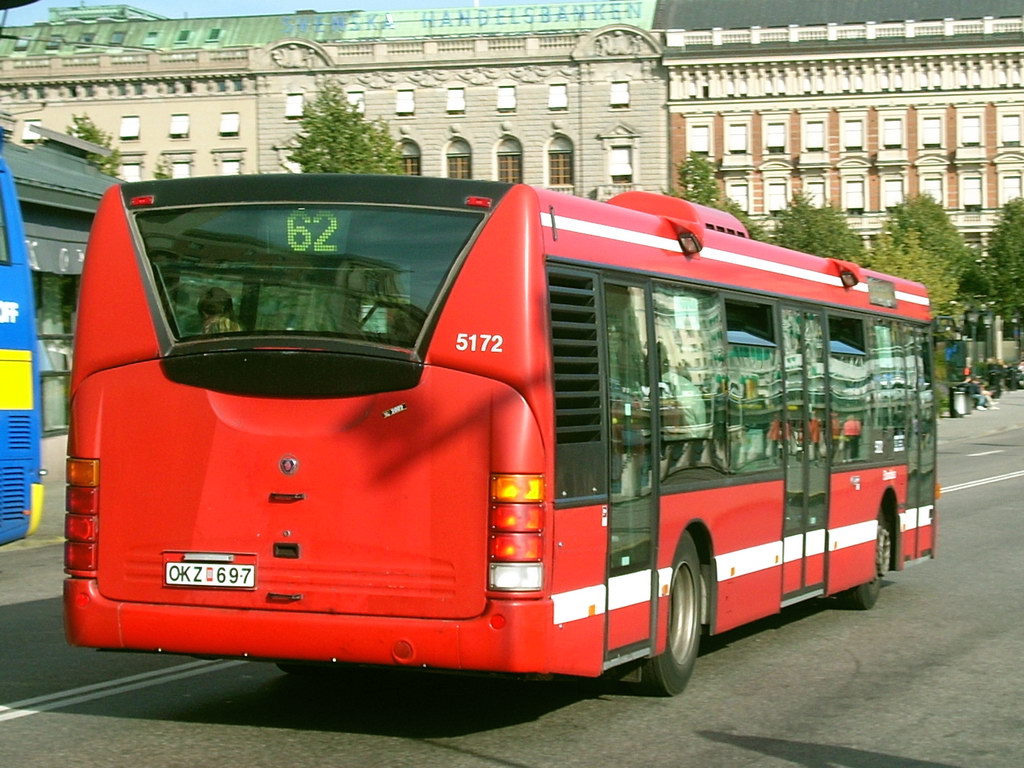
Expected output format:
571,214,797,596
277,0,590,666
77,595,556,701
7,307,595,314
838,514,892,611
639,533,701,696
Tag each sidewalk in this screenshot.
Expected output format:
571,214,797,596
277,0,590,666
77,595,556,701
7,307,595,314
936,386,1024,444
7,389,1024,552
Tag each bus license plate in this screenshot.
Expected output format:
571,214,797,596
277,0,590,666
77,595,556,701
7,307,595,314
164,561,256,589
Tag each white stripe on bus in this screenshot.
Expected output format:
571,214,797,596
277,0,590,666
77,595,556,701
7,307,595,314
549,519,927,623
540,212,930,307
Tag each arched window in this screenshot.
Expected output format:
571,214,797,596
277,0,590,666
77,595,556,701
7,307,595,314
447,138,472,179
401,141,421,176
497,137,522,184
548,136,574,188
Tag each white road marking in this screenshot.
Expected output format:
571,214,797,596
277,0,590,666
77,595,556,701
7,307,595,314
942,469,1024,494
0,659,244,723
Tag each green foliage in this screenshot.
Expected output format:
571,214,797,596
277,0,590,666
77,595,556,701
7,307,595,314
982,198,1024,317
152,158,172,180
671,152,766,241
66,114,122,177
289,81,402,174
881,195,975,303
770,193,864,262
673,152,719,206
867,231,959,313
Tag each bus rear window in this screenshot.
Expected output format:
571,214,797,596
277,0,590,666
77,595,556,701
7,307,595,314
134,204,483,348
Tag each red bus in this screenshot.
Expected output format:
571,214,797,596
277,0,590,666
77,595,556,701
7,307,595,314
64,175,936,695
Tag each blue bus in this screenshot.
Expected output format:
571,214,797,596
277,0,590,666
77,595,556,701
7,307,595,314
0,126,43,547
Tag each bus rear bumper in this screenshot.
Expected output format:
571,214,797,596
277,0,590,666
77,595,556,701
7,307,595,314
63,577,602,678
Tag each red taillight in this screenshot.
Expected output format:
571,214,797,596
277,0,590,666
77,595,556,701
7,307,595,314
489,504,542,532
65,513,98,542
65,457,100,574
64,542,98,571
129,194,155,207
490,532,543,562
66,486,99,517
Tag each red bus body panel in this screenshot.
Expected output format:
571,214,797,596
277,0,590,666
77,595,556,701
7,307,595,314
65,179,933,683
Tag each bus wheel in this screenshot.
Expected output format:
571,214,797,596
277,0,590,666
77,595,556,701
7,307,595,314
838,515,891,611
639,534,701,696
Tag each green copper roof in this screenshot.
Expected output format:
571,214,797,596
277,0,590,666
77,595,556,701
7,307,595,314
1,2,657,54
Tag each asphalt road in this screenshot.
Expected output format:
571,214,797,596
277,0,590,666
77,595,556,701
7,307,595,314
1,410,1022,768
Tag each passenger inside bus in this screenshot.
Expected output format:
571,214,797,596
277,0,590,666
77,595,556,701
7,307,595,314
198,287,241,334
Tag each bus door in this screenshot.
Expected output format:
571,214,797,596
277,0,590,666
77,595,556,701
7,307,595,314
904,326,937,560
781,308,829,603
603,281,657,662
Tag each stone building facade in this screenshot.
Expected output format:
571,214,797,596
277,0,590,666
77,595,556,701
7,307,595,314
0,2,669,201
657,0,1024,245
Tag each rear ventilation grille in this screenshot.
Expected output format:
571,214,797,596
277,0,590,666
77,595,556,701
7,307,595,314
6,415,31,453
548,270,602,445
1,466,27,518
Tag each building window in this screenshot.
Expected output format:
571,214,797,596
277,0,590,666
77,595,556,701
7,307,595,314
395,88,415,116
346,90,365,113
1001,174,1022,204
285,93,304,119
220,159,241,176
883,178,904,209
497,85,517,112
804,121,825,151
548,136,574,187
609,146,633,183
843,120,864,151
766,181,788,212
143,30,158,47
960,115,982,146
726,182,749,213
497,137,523,184
610,81,630,108
548,83,568,110
446,87,465,114
844,178,865,213
882,118,903,148
447,138,471,179
22,119,42,142
962,176,983,210
205,28,222,44
174,30,191,46
120,163,142,182
689,124,710,154
401,141,421,176
765,122,786,153
119,115,141,140
921,116,942,147
169,114,190,138
727,123,748,154
1001,114,1021,146
171,159,192,179
805,180,826,207
218,112,239,137
921,176,944,204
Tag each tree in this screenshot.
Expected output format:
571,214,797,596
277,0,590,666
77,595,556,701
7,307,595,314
879,195,976,305
982,198,1024,317
671,152,767,240
67,114,122,177
289,81,402,174
672,151,719,206
770,193,864,262
866,230,959,314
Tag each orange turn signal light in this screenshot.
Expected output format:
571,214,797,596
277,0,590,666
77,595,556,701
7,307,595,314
67,458,100,488
490,474,543,503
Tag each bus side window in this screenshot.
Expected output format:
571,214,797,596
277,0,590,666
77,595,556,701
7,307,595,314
725,301,781,475
653,283,726,485
828,316,869,463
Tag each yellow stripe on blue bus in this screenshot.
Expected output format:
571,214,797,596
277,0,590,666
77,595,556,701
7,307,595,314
0,348,33,410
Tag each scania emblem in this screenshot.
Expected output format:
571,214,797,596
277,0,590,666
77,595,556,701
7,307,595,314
279,455,299,476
